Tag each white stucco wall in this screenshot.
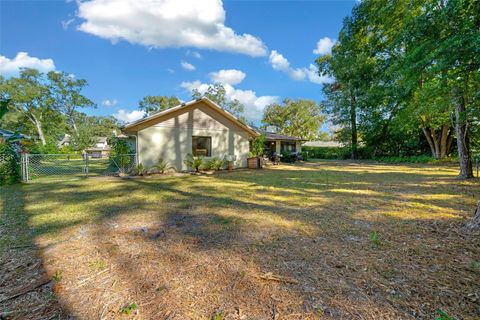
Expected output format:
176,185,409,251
136,103,251,171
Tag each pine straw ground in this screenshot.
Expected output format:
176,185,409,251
1,160,480,320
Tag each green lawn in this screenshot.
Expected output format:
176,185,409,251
1,161,479,319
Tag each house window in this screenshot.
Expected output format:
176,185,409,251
192,136,211,157
281,141,296,153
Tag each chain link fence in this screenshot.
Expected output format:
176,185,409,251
21,154,137,181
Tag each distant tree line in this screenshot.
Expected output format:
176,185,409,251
0,69,119,153
317,0,480,179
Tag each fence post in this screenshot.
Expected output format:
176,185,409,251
20,154,25,182
85,154,89,177
25,153,29,182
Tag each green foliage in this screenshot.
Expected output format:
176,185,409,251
52,270,63,283
435,309,457,320
120,303,138,315
301,151,309,161
373,155,435,164
369,231,379,246
184,153,203,172
0,69,116,156
138,95,180,116
204,157,226,171
25,139,60,154
70,126,96,152
192,84,245,119
262,99,325,141
0,142,19,185
317,0,480,176
302,146,351,160
109,138,133,172
0,99,9,119
250,134,265,157
280,152,296,163
131,163,147,176
47,71,95,133
110,138,132,155
151,158,171,174
211,311,224,320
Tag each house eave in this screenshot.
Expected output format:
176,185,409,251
121,97,259,137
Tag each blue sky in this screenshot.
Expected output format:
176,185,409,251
0,0,355,125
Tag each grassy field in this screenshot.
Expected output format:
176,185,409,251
1,160,479,319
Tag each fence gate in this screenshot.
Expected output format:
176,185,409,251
21,153,136,181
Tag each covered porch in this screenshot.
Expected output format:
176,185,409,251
262,132,305,158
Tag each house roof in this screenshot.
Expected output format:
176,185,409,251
0,128,31,140
121,97,259,137
303,140,343,147
254,128,305,141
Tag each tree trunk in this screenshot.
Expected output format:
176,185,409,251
439,124,450,158
422,124,452,160
72,120,79,136
431,128,441,159
465,201,480,230
454,90,473,179
422,127,437,158
29,113,47,146
446,134,453,157
350,93,358,160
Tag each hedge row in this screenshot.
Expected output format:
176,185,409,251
0,142,20,185
302,146,436,163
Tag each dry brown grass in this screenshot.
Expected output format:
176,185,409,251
1,160,479,319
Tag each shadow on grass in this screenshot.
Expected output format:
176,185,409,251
6,161,480,318
0,184,71,319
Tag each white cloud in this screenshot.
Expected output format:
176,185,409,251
268,50,333,85
167,68,175,74
0,52,55,76
209,69,246,85
181,61,196,71
114,109,146,123
269,50,290,72
180,80,211,93
186,50,202,59
102,99,118,107
180,80,278,122
61,18,75,30
77,0,267,57
313,37,336,55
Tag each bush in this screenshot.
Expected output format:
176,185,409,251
184,153,203,172
281,152,296,163
0,142,20,185
110,138,134,172
130,163,148,176
250,134,266,157
151,158,171,174
301,151,309,161
302,146,350,159
28,141,60,154
373,155,435,164
204,157,226,171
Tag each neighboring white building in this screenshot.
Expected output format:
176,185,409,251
58,134,111,157
303,140,344,148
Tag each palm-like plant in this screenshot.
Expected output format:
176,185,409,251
151,158,171,174
184,153,203,172
205,157,226,171
131,163,148,176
